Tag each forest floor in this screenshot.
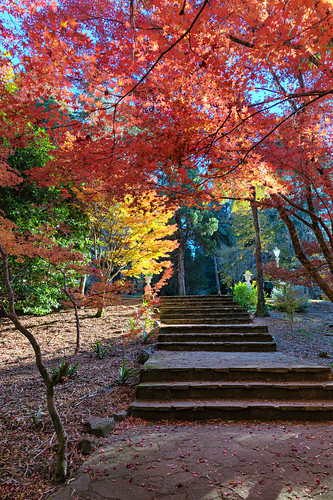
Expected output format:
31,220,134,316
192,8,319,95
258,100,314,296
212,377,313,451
1,299,333,499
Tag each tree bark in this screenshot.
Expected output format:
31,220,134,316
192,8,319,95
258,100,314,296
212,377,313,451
79,275,87,295
96,307,104,317
213,254,222,295
62,271,82,355
46,384,68,483
177,241,186,296
175,211,186,296
0,243,68,483
250,189,269,317
277,204,333,302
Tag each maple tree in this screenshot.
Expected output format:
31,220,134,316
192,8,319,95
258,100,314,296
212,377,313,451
1,0,333,485
75,186,178,315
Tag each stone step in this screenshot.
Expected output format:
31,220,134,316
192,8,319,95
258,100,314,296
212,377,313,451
160,309,249,320
136,381,333,401
160,300,236,307
140,365,333,383
160,296,235,304
160,306,247,313
139,352,332,383
157,341,277,352
159,324,268,334
161,295,234,300
161,317,252,325
158,332,274,343
161,314,251,325
128,400,333,421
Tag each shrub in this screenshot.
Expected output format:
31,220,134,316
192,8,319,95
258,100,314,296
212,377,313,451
119,358,139,384
232,281,257,311
92,340,109,359
271,283,309,328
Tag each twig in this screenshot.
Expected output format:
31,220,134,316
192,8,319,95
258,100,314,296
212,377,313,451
38,486,58,500
73,390,98,407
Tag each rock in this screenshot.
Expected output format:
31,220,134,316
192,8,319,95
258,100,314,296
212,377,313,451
79,437,99,456
84,417,115,437
112,410,127,422
137,345,156,364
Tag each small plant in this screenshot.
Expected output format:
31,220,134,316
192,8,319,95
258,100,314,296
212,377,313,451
119,358,139,384
271,283,309,331
25,405,42,429
51,361,79,384
232,281,257,311
92,339,110,359
141,327,158,344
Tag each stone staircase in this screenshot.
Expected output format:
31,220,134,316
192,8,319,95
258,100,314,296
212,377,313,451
157,295,276,352
129,295,333,421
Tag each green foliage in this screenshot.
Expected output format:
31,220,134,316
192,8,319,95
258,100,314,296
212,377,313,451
0,138,89,315
141,326,158,344
119,358,139,384
51,361,79,384
25,405,42,429
271,283,309,325
92,340,109,359
218,204,297,288
11,260,68,315
232,281,257,311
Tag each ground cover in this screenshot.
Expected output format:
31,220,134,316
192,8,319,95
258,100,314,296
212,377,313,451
0,299,333,499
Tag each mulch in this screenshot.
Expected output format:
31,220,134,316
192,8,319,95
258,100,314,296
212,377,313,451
0,299,333,499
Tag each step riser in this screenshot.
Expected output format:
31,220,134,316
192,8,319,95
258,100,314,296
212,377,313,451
159,326,268,334
158,334,274,343
161,314,251,320
161,311,249,316
159,304,247,314
140,369,332,383
157,343,277,352
137,387,333,401
161,298,238,307
129,406,333,422
161,319,252,325
160,301,236,306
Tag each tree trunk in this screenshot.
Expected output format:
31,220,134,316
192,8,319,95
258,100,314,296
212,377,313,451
46,384,68,483
213,254,221,295
178,241,186,296
0,243,68,483
96,307,104,317
73,302,81,355
79,275,87,294
175,211,186,296
276,203,333,303
62,272,82,355
250,189,269,317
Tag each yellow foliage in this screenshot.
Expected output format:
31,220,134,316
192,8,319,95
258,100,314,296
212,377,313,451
75,187,178,281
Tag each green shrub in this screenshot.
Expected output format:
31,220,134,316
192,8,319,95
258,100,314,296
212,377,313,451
271,283,309,328
232,281,257,311
119,358,139,384
92,340,109,359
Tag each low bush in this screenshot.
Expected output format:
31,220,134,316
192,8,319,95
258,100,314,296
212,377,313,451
232,281,257,311
271,283,309,329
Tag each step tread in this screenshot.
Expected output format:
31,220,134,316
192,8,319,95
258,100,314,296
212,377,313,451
130,400,333,409
157,341,277,346
160,323,257,327
138,381,333,388
158,333,273,338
